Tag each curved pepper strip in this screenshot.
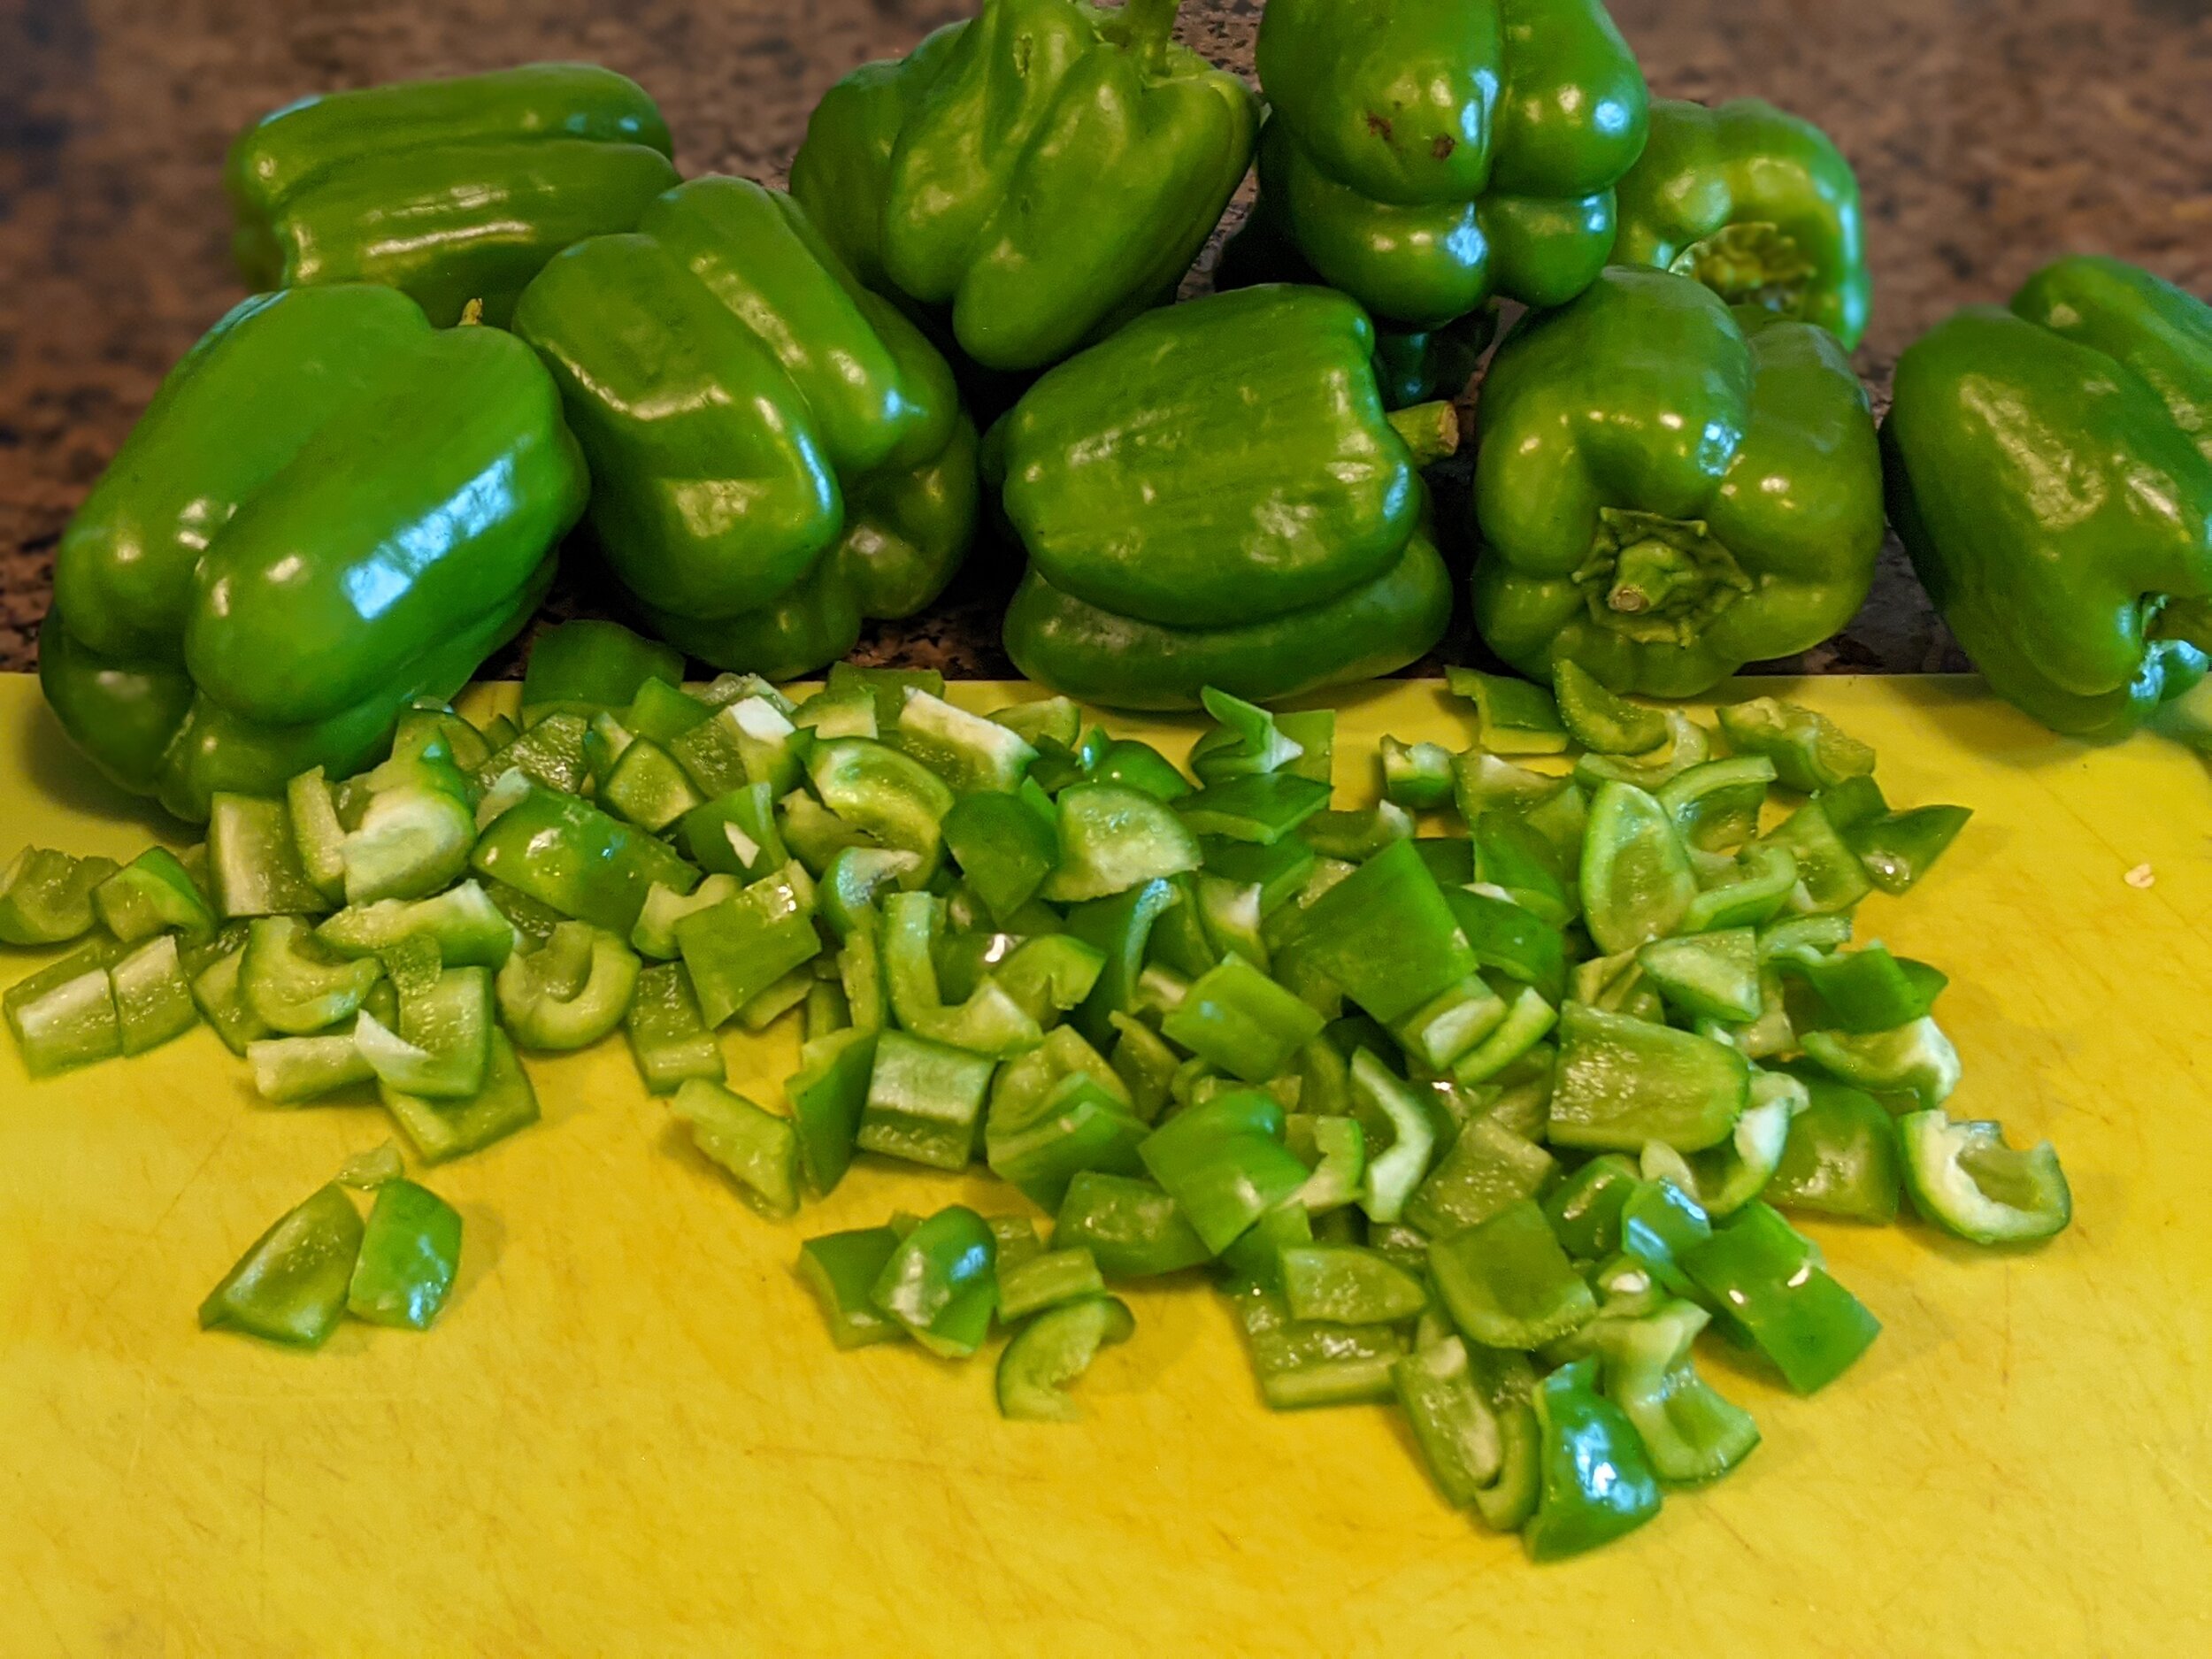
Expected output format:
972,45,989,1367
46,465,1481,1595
1883,254,2212,740
45,285,581,822
1249,0,1648,329
1613,97,1871,349
513,177,978,679
1471,267,1886,697
790,0,1257,373
226,64,677,327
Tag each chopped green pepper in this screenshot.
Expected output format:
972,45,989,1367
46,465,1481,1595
1161,953,1325,1084
1579,781,1695,954
1593,1299,1759,1486
671,1078,802,1218
241,915,383,1034
1542,1153,1640,1260
1550,1002,1749,1153
1381,738,1456,810
1800,1017,1961,1109
1716,696,1876,793
346,1178,464,1330
797,1226,906,1348
92,846,215,946
857,1029,995,1171
495,921,640,1051
1428,1199,1597,1351
1655,756,1777,851
1553,660,1668,757
200,1181,364,1348
0,847,121,945
1765,1067,1901,1223
1899,1112,2071,1244
470,783,700,934
1682,1201,1880,1394
625,962,724,1095
111,934,199,1056
1446,668,1571,756
1231,1283,1407,1409
1407,1117,1557,1240
1522,1357,1663,1561
871,1204,997,1360
1637,928,1762,1023
248,1032,375,1103
1043,783,1203,903
998,1295,1136,1423
1139,1089,1311,1255
1054,1171,1212,1279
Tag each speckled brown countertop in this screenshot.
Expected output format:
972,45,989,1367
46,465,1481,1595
4,0,2209,680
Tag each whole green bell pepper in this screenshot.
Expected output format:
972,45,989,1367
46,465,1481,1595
1471,266,1885,695
227,63,679,326
1247,0,1648,331
788,0,1257,373
43,285,583,822
512,176,978,680
1884,255,2212,741
995,286,1457,709
1613,98,1870,349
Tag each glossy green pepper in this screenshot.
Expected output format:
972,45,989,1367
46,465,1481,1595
43,285,583,822
1613,98,1870,349
1884,255,2212,741
227,63,679,327
1247,0,1648,330
1471,266,1885,695
512,176,978,680
995,286,1457,709
789,0,1257,373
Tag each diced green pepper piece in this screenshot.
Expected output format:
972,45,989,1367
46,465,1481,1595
1062,877,1181,1048
495,921,640,1051
601,736,705,833
241,916,382,1034
1551,1002,1749,1154
1447,667,1570,755
1580,781,1694,954
998,1247,1109,1322
471,785,700,934
1685,1071,1805,1219
1200,834,1317,918
1656,756,1778,853
6,944,124,1076
625,962,724,1094
1618,1177,1713,1298
1190,687,1307,782
871,1204,998,1360
623,676,713,745
817,848,919,940
1801,1017,1962,1110
1776,942,1946,1033
1450,986,1560,1087
676,868,821,1029
826,663,941,731
987,1027,1149,1211
1543,1153,1640,1260
110,934,198,1055
379,1028,539,1164
1845,804,1972,895
797,1227,906,1348
997,1294,1135,1422
340,771,477,905
1429,1199,1597,1352
0,846,118,946
1270,840,1477,1025
1349,1048,1438,1225
895,687,1038,795
1680,841,1799,933
1553,660,1669,756
1572,710,1712,792
1716,697,1876,793
1762,799,1874,915
476,710,592,795
682,783,791,885
1287,1113,1367,1214
346,1178,463,1330
670,1078,801,1218
249,1032,375,1103
357,963,492,1100
1638,928,1762,1023
1055,1171,1212,1279
316,879,518,969
1766,1069,1901,1224
672,696,803,799
857,1029,995,1170
807,738,955,881
988,695,1081,750
208,793,330,918
1522,1357,1663,1560
287,768,349,902
92,846,214,945
1174,774,1333,847
1160,953,1325,1084
1394,1335,1505,1509
941,792,1057,926
1033,784,1203,905
1300,801,1415,862
1441,887,1567,1005
1230,1284,1407,1409
1138,1089,1310,1255
520,619,685,722
1406,1116,1557,1240
1899,1112,2070,1244
1682,1202,1881,1394
1280,1243,1427,1325
199,1181,364,1348
1381,738,1456,810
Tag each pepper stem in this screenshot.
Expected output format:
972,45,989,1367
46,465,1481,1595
458,297,485,327
1607,539,1699,616
1117,0,1186,71
1386,400,1461,468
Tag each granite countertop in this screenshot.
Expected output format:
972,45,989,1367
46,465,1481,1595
4,0,2208,680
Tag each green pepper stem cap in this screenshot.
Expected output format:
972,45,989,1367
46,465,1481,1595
1386,400,1461,468
1116,0,1187,70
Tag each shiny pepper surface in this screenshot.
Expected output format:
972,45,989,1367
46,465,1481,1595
227,64,679,327
995,286,1456,709
1249,0,1648,329
511,177,979,680
789,0,1258,372
1884,255,2212,741
1471,266,1884,697
1613,97,1871,349
43,285,585,822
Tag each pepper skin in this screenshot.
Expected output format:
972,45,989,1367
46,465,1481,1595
1883,255,2212,741
788,0,1257,373
511,177,979,680
1471,266,1884,696
227,64,679,327
995,285,1456,709
1246,0,1648,330
43,285,583,823
1612,98,1870,349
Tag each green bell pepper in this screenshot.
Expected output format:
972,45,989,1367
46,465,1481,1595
347,1179,464,1330
1765,1068,1901,1224
789,0,1257,373
44,285,581,821
1248,0,1648,329
1899,1112,2071,1245
0,849,119,945
872,1204,999,1359
512,177,979,679
1613,97,1870,348
798,1226,907,1348
996,287,1457,709
670,1078,803,1219
1471,267,1886,696
471,785,700,937
1591,1299,1761,1486
200,1181,365,1348
1429,1198,1597,1350
92,847,216,946
495,921,641,1051
1883,255,2212,740
227,63,677,326
1054,1171,1212,1279
998,1294,1137,1422
1682,1201,1880,1394
518,619,686,725
1139,1090,1312,1255
1231,1283,1409,1409
1550,1001,1749,1153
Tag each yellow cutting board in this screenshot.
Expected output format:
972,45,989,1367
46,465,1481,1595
4,672,2210,1659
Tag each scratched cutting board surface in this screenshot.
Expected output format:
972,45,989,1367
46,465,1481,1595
4,672,2210,1659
